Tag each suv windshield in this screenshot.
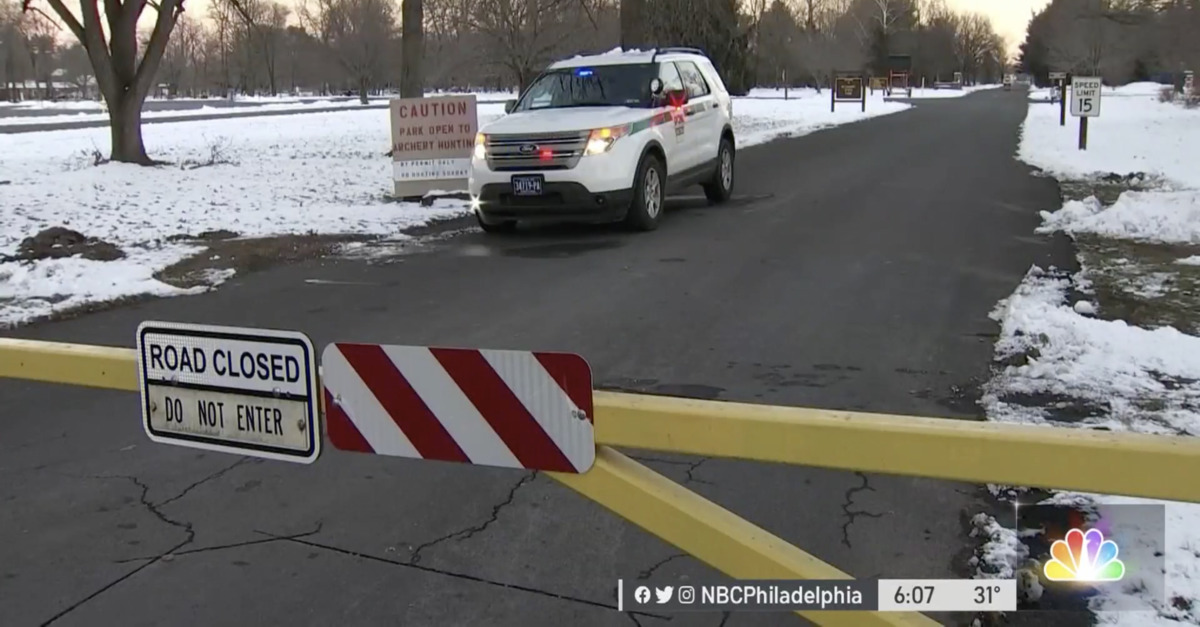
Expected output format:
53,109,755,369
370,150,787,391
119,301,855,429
514,64,656,111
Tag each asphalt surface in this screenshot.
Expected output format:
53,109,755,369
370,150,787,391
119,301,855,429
0,88,1074,627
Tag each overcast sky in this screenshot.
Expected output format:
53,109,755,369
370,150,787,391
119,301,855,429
948,0,1051,56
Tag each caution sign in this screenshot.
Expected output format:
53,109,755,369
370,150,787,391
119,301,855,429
136,321,321,464
389,95,478,197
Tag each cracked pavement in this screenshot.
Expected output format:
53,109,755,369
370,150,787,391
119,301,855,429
0,88,1074,626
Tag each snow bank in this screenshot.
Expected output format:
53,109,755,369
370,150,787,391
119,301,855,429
988,78,1200,625
982,268,1200,622
984,267,1200,434
1038,192,1200,245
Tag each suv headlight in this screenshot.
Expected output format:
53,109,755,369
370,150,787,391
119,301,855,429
584,125,631,156
473,133,487,160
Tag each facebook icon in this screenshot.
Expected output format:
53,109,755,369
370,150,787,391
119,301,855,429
634,586,651,604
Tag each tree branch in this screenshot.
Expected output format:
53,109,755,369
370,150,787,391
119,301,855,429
134,0,184,102
31,0,85,42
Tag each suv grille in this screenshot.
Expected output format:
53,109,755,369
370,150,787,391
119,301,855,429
485,131,589,171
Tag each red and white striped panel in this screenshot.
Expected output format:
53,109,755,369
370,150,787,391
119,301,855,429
320,343,595,473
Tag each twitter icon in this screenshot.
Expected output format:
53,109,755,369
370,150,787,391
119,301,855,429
655,586,674,603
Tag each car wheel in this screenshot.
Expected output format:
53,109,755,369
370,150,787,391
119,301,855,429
702,137,734,204
476,212,516,234
623,153,666,231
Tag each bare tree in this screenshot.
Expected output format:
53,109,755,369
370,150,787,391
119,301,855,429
18,8,54,98
23,0,183,162
59,42,95,96
301,0,397,103
423,0,477,88
1,1,33,100
158,14,204,95
223,0,289,95
1045,0,1126,77
469,0,597,92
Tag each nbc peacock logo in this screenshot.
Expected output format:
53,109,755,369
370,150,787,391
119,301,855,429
1043,527,1125,582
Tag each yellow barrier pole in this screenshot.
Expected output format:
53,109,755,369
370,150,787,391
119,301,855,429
549,447,938,627
0,339,137,390
1,339,935,625
5,339,1200,502
593,391,1200,504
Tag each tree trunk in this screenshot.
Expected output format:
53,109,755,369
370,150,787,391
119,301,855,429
400,0,424,98
357,76,369,104
108,91,151,164
620,0,647,50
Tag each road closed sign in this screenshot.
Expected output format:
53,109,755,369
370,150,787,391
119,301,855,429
1071,76,1102,117
136,321,321,463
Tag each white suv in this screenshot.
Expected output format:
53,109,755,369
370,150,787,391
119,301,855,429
469,47,736,233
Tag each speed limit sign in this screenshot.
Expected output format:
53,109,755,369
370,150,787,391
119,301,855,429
1071,76,1102,117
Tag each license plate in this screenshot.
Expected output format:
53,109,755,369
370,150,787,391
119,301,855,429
512,175,544,196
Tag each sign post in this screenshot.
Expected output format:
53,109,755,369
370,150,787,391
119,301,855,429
1186,71,1195,96
136,321,322,464
389,95,478,199
832,72,865,112
1050,72,1068,126
1070,76,1101,151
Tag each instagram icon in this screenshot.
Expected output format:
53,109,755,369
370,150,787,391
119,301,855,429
678,586,696,604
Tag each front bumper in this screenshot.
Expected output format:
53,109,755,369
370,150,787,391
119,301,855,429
475,181,634,224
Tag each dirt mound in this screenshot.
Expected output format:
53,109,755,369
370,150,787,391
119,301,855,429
2,227,125,263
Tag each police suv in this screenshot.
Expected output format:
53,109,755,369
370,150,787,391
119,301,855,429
469,47,736,233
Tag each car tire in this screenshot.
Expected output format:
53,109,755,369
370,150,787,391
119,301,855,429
476,212,516,234
623,153,666,232
702,137,735,204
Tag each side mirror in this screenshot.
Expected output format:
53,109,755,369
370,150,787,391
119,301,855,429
503,99,517,114
649,78,664,96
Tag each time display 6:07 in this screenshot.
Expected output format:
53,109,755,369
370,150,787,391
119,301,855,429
877,579,1017,612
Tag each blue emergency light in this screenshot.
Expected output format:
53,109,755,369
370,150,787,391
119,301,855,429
575,68,594,77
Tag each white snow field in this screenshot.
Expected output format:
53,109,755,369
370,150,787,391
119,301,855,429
0,91,519,128
976,81,1200,625
0,93,912,328
902,83,1004,99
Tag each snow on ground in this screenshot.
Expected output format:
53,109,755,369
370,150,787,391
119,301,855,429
902,83,1004,99
0,92,517,128
1019,82,1200,189
982,268,1200,623
0,92,910,327
735,89,910,146
976,80,1200,624
983,267,1200,434
0,99,372,126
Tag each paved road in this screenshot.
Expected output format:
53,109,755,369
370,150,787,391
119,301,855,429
0,88,1073,627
